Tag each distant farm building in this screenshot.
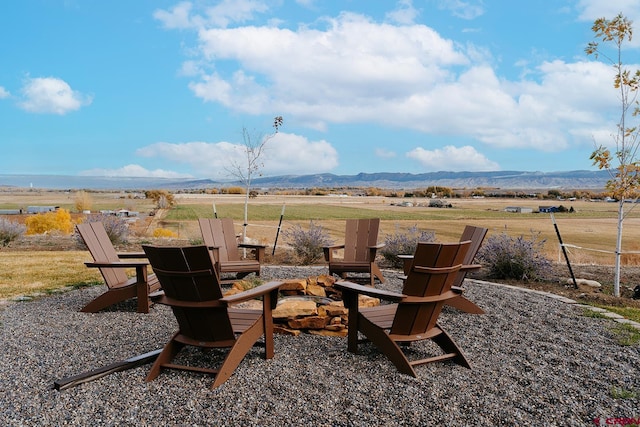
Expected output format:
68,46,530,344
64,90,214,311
99,209,139,218
504,206,533,213
538,206,560,213
27,206,58,214
429,199,452,208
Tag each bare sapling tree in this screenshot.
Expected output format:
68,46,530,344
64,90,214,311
227,116,283,243
586,13,640,297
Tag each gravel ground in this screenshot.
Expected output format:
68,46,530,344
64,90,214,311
1,266,639,426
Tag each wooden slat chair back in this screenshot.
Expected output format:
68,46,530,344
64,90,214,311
456,225,488,284
76,222,160,313
78,222,129,287
142,245,281,389
335,241,472,377
323,218,385,286
447,225,488,314
399,225,488,314
344,218,379,262
198,218,265,284
199,217,238,263
391,241,470,338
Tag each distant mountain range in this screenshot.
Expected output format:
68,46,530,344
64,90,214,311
0,170,610,191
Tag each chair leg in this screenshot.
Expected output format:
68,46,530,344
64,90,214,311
371,263,385,284
147,334,184,381
80,287,136,313
446,295,485,314
431,325,471,369
359,316,417,377
211,319,264,389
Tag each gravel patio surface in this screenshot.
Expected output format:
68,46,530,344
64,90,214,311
1,266,639,426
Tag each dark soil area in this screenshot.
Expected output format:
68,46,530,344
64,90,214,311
5,235,640,309
470,263,640,309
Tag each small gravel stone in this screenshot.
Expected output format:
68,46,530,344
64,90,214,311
0,266,638,426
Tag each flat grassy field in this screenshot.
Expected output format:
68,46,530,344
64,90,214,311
2,189,640,301
163,193,640,266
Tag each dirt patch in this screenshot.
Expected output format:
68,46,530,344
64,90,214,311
470,263,640,309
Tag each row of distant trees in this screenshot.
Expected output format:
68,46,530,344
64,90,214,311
169,186,619,200
74,189,176,212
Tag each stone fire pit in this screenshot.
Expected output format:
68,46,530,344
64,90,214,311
226,275,380,337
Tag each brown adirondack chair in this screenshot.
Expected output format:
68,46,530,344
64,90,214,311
447,225,488,314
198,218,265,284
335,240,472,376
76,222,161,313
142,245,281,389
399,225,488,314
323,218,385,286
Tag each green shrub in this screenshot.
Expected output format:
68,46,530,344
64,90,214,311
0,218,26,246
380,225,435,268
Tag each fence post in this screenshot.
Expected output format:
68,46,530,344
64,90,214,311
550,213,578,289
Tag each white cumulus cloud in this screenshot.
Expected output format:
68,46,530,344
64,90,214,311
406,145,499,171
154,0,269,29
154,2,634,157
79,164,193,178
375,148,397,159
19,77,92,114
576,0,640,23
135,132,339,178
0,86,10,98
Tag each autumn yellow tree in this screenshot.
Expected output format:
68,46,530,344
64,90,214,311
74,191,93,212
25,208,75,235
586,13,640,297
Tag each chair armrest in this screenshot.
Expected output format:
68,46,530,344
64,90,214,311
205,246,221,265
153,296,226,308
335,280,405,302
398,254,413,276
367,243,384,258
238,243,266,250
402,290,459,303
323,244,345,262
238,243,266,262
324,244,345,250
117,252,148,259
336,280,458,304
413,264,462,275
85,261,149,269
221,281,282,305
461,264,482,272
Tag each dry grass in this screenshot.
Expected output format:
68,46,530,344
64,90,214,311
0,251,102,299
3,190,640,300
163,194,640,266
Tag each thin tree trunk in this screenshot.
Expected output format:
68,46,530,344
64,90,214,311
614,199,624,297
243,190,249,244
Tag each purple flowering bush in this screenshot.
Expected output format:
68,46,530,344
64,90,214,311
78,213,130,245
283,221,334,265
0,218,26,246
380,225,436,268
476,231,552,281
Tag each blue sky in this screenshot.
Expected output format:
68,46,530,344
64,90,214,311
1,0,640,180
